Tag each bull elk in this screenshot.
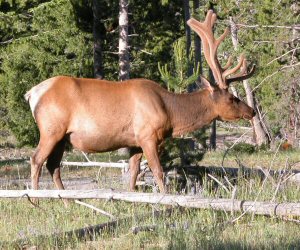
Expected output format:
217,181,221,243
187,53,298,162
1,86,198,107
25,10,255,196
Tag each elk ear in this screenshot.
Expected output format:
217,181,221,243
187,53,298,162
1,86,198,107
196,76,215,94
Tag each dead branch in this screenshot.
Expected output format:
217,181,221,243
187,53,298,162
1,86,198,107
237,23,300,30
267,47,300,66
74,200,115,219
207,174,230,193
252,62,300,92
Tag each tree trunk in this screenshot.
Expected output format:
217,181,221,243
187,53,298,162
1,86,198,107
93,0,104,79
118,0,130,155
183,0,192,77
285,26,300,147
118,0,130,81
209,69,217,150
229,16,269,146
193,0,201,73
243,80,269,145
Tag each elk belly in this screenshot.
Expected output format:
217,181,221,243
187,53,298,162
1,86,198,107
68,121,137,153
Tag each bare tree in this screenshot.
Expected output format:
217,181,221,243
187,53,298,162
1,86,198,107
229,16,269,146
119,0,130,81
118,0,130,156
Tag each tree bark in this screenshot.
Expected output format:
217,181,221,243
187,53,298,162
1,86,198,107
194,0,203,74
118,0,130,155
209,68,217,150
93,0,104,79
193,0,202,73
183,0,192,77
118,0,130,81
229,16,269,146
285,26,300,146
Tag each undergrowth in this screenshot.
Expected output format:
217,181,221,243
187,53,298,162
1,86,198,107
0,149,299,249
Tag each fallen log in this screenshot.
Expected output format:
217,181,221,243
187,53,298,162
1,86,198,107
0,189,299,217
61,161,128,168
61,160,148,171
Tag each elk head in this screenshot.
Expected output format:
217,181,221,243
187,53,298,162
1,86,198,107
187,10,256,122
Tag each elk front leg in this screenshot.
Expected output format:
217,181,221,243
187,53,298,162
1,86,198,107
141,141,165,193
128,148,143,191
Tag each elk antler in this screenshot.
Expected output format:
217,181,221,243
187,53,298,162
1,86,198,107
187,10,255,89
226,60,256,84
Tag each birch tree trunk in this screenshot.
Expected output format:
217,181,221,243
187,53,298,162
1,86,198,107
229,17,269,146
118,0,129,81
118,0,130,155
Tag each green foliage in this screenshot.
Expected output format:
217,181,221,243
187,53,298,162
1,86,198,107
0,0,184,145
160,137,205,169
129,0,184,81
1,0,299,146
210,0,300,139
0,0,93,145
227,142,256,155
158,38,200,93
157,37,207,167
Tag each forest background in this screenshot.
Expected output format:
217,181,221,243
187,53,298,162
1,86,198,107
0,0,299,150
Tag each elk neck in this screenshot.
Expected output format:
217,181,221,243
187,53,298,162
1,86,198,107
163,89,217,137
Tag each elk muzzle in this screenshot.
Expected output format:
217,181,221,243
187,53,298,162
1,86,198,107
242,105,256,120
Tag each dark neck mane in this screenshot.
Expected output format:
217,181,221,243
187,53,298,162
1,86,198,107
163,89,216,137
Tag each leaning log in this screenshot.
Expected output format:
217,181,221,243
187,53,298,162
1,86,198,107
1,189,300,217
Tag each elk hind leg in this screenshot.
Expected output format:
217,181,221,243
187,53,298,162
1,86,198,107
129,148,143,191
30,137,62,204
46,139,67,205
46,139,66,189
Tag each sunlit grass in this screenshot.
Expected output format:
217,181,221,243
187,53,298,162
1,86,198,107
0,147,300,249
201,149,300,171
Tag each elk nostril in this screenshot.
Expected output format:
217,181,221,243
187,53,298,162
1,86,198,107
252,109,256,117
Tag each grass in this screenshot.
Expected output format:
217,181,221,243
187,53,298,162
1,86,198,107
0,146,300,249
201,148,300,171
1,199,300,249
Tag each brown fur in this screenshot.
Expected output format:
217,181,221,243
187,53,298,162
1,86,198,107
26,76,255,194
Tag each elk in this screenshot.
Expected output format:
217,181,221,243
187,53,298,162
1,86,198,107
25,10,255,196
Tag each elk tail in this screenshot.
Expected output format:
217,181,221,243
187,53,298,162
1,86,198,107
24,90,31,102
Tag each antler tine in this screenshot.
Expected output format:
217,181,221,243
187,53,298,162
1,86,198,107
222,54,245,78
222,56,233,71
227,61,256,84
216,28,230,48
187,10,227,89
230,57,247,78
206,11,217,28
